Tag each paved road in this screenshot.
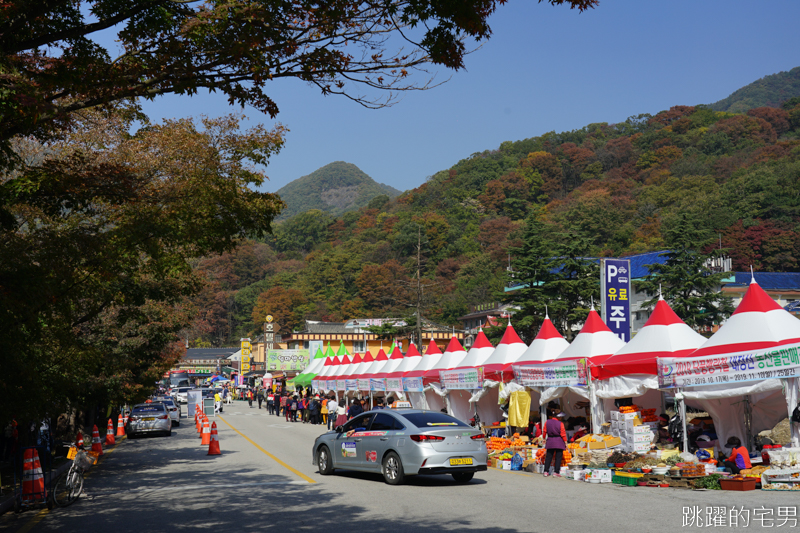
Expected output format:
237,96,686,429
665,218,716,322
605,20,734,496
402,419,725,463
2,401,795,532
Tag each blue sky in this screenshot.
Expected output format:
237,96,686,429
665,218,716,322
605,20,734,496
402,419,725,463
137,0,800,193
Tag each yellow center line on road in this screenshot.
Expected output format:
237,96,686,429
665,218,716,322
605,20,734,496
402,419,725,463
217,415,316,484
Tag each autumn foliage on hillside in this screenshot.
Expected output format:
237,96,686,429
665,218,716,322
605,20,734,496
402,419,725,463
190,100,800,345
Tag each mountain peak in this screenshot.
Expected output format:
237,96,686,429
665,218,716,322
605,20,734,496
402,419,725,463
275,161,402,219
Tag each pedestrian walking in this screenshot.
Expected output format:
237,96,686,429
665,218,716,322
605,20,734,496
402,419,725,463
247,388,254,408
267,391,275,414
257,387,264,409
309,396,321,425
348,398,363,419
543,412,567,478
280,394,288,419
290,396,299,422
320,397,328,426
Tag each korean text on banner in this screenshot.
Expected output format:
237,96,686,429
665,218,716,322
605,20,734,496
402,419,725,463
357,378,370,391
403,377,424,392
345,379,358,391
311,380,318,390
336,380,347,391
369,378,386,392
513,359,589,388
327,380,337,391
658,343,800,389
439,368,484,390
601,258,631,342
385,378,403,392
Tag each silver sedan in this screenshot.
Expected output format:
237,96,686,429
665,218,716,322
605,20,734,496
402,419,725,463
312,409,487,485
126,403,172,438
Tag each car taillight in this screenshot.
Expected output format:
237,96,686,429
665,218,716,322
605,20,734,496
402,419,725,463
470,434,485,441
157,415,168,420
410,435,445,442
128,416,137,422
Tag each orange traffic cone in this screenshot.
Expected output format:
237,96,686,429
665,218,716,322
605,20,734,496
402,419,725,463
196,411,202,433
116,414,125,437
105,418,115,446
76,432,84,448
22,449,46,502
201,418,210,446
91,424,104,456
207,422,221,456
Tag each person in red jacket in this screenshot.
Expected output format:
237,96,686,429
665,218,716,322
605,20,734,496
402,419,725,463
723,436,752,474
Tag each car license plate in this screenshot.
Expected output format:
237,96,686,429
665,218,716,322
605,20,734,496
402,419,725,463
449,458,473,466
143,417,155,421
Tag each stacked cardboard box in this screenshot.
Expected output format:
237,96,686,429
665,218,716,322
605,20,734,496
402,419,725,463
610,410,655,453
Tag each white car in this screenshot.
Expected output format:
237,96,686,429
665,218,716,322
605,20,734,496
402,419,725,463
174,387,192,404
153,398,181,426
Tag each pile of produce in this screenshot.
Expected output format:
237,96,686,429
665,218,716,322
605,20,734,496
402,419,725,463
608,451,638,464
496,452,514,462
619,405,641,414
641,408,658,423
534,448,572,466
487,437,511,452
665,454,682,466
623,456,659,469
510,434,527,447
739,466,769,478
692,474,722,490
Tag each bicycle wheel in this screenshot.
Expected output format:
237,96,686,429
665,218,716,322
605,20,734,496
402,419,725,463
53,468,84,507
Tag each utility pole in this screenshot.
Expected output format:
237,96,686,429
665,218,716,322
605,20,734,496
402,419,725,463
415,226,423,347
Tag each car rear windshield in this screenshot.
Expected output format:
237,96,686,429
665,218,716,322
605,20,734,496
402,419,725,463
401,412,468,428
156,399,175,406
132,405,166,413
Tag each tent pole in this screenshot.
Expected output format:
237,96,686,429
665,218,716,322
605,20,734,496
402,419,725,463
679,390,688,453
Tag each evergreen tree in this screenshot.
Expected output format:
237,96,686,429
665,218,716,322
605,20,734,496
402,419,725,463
501,209,556,343
637,214,734,331
548,232,600,340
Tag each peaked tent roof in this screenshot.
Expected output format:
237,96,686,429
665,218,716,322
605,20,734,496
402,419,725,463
374,346,405,378
328,353,352,380
509,318,570,370
316,354,342,379
351,351,375,379
453,330,495,371
688,280,800,358
404,340,444,378
481,324,527,374
363,348,390,378
552,309,625,367
341,352,363,377
296,346,326,381
336,339,350,357
593,298,706,380
424,336,468,378
392,343,423,377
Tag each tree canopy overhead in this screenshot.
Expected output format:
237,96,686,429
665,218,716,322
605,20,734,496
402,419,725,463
0,0,596,161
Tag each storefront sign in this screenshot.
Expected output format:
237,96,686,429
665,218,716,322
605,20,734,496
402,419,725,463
601,258,631,342
386,377,403,392
357,378,370,391
345,379,358,391
513,359,589,388
440,367,484,390
403,377,424,392
267,349,310,372
658,343,800,389
370,378,386,391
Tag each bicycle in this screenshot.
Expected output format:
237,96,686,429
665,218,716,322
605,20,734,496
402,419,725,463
52,444,95,507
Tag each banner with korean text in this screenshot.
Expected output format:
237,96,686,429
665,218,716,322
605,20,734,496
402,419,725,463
311,380,319,391
345,379,358,391
336,379,347,391
403,377,424,392
370,378,386,392
357,378,370,391
512,359,589,388
658,343,800,389
440,367,484,390
386,377,404,392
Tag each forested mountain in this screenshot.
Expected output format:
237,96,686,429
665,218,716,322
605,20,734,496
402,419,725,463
187,83,800,346
274,161,401,219
710,66,800,112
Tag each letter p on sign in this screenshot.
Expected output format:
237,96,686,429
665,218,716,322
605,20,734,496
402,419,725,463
607,265,617,283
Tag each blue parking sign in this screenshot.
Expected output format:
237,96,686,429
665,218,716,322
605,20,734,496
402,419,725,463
601,258,631,342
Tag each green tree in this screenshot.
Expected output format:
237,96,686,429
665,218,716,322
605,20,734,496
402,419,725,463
502,209,557,342
637,214,734,331
547,233,600,339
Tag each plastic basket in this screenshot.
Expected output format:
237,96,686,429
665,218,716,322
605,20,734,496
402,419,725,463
67,447,78,460
719,478,757,491
612,475,639,486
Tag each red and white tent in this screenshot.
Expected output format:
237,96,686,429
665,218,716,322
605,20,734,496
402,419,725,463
315,354,341,380
509,317,570,369
451,330,495,371
327,354,352,382
372,346,404,379
480,323,527,380
341,352,363,378
363,348,390,378
390,342,423,377
451,330,502,424
424,336,468,381
351,351,375,379
592,297,706,424
676,279,800,449
403,340,444,379
541,309,625,421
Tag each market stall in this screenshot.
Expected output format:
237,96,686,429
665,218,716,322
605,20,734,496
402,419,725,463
658,278,800,452
404,340,443,409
